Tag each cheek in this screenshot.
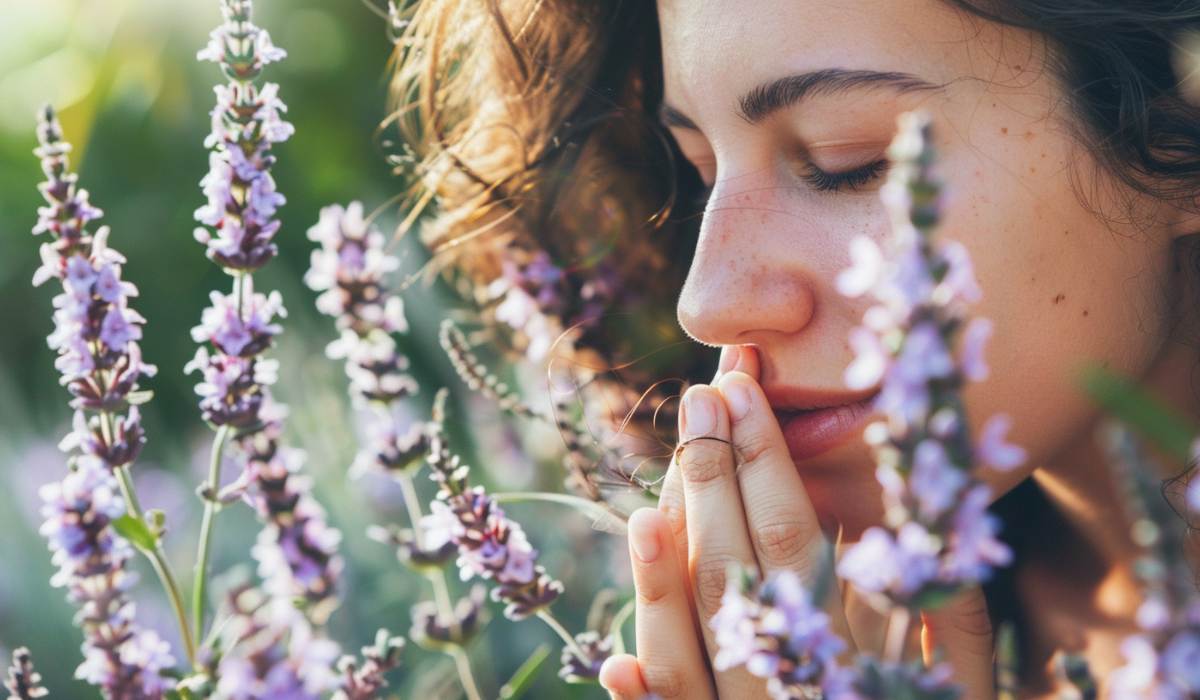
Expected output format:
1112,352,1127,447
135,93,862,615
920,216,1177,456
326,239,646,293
943,148,1173,471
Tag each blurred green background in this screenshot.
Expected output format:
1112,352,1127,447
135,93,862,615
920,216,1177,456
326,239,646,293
0,1,626,696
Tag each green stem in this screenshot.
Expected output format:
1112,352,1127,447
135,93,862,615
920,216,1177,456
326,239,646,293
398,472,481,698
536,609,585,661
609,597,636,657
192,423,231,648
449,646,483,700
491,491,628,533
114,464,198,668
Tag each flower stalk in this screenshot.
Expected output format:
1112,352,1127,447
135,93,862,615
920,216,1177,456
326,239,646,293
189,0,343,636
31,104,190,691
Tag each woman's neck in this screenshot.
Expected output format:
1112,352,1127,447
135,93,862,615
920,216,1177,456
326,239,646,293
1016,324,1200,694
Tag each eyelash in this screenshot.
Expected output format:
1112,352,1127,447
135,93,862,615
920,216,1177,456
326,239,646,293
689,158,889,209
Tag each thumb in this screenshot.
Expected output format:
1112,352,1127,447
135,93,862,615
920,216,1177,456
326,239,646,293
920,587,996,699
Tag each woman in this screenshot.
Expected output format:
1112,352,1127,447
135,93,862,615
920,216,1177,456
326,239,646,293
391,1,1200,696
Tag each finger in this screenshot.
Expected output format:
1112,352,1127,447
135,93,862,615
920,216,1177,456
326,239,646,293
921,587,996,699
627,508,716,700
677,385,763,697
599,654,649,699
714,344,760,384
716,370,856,645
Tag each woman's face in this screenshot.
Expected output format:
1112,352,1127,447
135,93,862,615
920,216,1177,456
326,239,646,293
657,0,1188,530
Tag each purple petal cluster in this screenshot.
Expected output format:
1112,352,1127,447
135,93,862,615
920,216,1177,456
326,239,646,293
190,0,342,618
422,406,564,620
333,630,406,700
850,657,961,700
33,107,155,462
40,460,175,698
193,0,292,272
305,202,423,477
215,586,342,700
5,647,48,700
487,251,567,361
558,631,614,684
710,571,852,699
1104,423,1200,698
409,584,487,649
835,112,1024,605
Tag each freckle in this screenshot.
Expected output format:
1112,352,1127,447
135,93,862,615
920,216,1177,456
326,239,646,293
1053,293,1065,304
1000,127,1009,135
1029,166,1037,174
1014,64,1023,71
1082,309,1089,317
1030,276,1036,282
1024,131,1036,141
1063,229,1069,236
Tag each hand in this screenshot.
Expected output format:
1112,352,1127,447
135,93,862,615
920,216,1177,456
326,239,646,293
600,346,998,699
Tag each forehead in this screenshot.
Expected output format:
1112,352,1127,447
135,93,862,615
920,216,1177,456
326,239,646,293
655,0,990,120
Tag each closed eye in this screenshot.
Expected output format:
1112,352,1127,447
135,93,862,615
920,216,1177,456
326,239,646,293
799,158,888,193
690,157,889,210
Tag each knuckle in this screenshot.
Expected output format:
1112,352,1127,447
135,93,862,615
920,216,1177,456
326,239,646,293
635,577,673,607
692,555,736,615
680,445,728,487
753,519,811,567
641,663,688,699
659,502,687,543
733,431,776,471
947,595,994,640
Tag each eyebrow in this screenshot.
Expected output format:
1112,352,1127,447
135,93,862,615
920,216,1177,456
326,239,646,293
658,68,942,129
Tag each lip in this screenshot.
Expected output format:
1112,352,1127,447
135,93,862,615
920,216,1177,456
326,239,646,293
769,388,881,461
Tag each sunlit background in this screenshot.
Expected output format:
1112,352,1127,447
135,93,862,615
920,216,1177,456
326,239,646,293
0,1,624,696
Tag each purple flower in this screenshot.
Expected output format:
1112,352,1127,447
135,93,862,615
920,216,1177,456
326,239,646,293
191,284,285,357
193,0,291,273
215,587,342,700
5,647,48,700
711,571,851,699
31,105,174,694
834,111,1021,605
976,413,1026,471
40,460,176,697
423,419,564,620
190,0,343,619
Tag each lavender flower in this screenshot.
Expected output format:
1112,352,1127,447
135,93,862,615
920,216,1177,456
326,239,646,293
422,392,564,620
851,657,961,700
33,106,154,453
709,570,852,699
1103,421,1200,698
409,585,487,649
5,648,47,700
191,0,342,620
834,112,1024,606
487,251,569,362
305,202,422,477
40,460,175,698
558,631,614,684
193,0,292,272
31,105,179,698
214,586,342,700
333,630,406,700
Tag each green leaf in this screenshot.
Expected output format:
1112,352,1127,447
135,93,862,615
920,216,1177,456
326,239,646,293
112,514,158,552
1078,365,1197,463
498,643,551,699
126,390,155,406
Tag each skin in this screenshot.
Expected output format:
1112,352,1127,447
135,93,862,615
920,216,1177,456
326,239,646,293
599,0,1200,697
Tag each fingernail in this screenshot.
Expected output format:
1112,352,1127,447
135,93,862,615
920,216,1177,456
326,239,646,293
720,374,753,421
717,346,739,375
681,388,716,438
629,509,660,562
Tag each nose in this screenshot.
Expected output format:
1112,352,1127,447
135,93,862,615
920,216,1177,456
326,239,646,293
676,173,818,347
